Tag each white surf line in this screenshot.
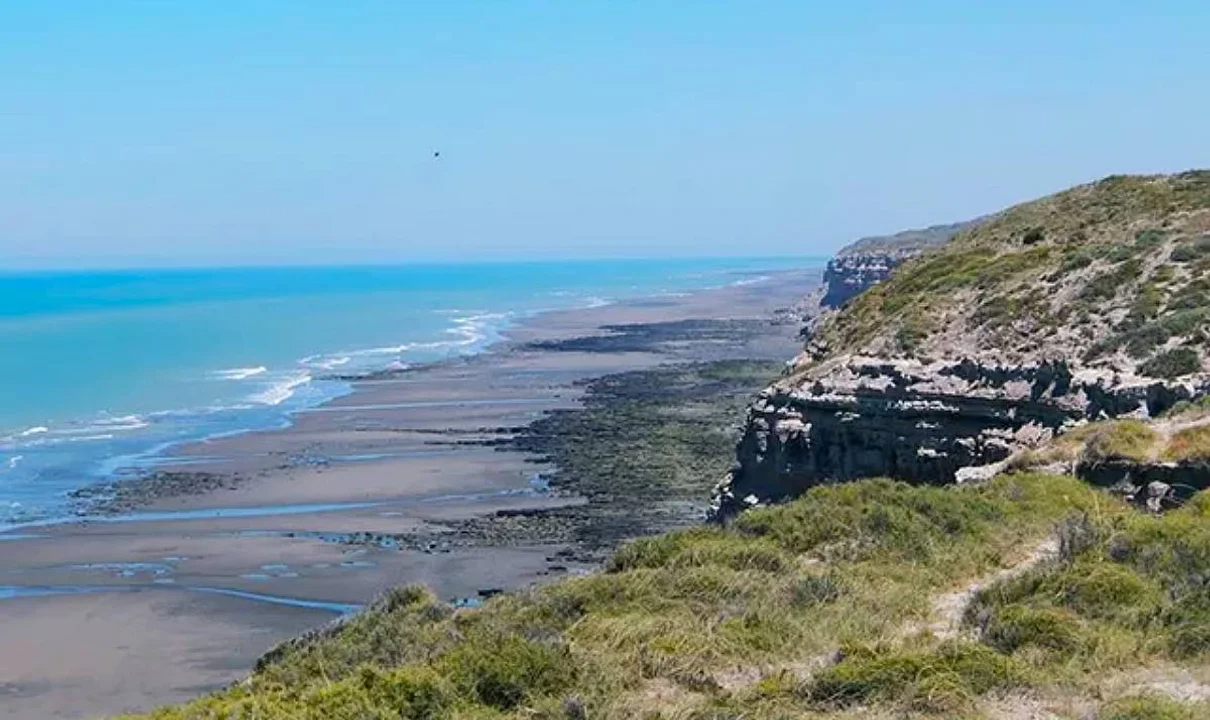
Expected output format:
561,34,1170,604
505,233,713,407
0,583,360,615
2,481,548,534
188,586,361,614
0,501,387,533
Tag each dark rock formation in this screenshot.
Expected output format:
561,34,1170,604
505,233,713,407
1078,462,1210,509
821,253,908,308
711,356,1208,519
820,220,978,309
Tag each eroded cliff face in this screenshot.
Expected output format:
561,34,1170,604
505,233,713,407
820,220,976,308
820,254,907,308
713,356,1208,519
716,171,1210,520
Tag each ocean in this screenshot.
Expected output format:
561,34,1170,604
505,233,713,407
0,258,818,527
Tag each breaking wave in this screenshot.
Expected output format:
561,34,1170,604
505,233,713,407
248,373,312,407
213,366,268,381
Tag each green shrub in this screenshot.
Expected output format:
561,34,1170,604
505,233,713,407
895,319,927,354
1167,278,1210,310
1166,291,1209,312
1125,324,1170,359
1108,244,1139,263
608,528,790,573
1152,264,1177,284
805,641,1031,712
1058,245,1109,276
254,585,453,688
1159,308,1210,337
1081,259,1144,302
1163,425,1210,463
118,473,1156,720
1171,236,1210,262
1049,561,1164,621
1080,420,1160,463
1140,347,1202,379
979,605,1083,656
1168,611,1210,658
317,665,454,719
1122,284,1165,328
1093,308,1210,362
437,634,578,711
788,574,844,608
733,478,1005,560
1134,229,1168,250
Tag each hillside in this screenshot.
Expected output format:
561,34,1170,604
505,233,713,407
836,219,980,259
820,219,978,308
124,473,1210,719
815,172,1210,370
717,172,1210,518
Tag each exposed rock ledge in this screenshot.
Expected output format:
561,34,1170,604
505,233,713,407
820,253,910,308
821,219,979,308
711,356,1209,519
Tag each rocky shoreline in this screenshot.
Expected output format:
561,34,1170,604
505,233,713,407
71,317,809,571
288,346,793,566
69,471,248,516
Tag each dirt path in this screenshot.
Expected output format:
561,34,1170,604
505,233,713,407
925,537,1059,641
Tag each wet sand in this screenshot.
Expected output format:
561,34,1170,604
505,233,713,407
0,269,819,719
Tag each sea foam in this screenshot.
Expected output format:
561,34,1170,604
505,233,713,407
249,372,312,406
213,366,268,381
300,355,351,371
89,415,150,431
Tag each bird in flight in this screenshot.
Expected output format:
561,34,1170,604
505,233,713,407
434,151,441,159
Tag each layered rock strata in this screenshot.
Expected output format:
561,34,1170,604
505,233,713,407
712,356,1208,519
820,253,909,308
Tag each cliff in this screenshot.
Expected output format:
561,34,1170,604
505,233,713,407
820,220,978,308
716,172,1210,518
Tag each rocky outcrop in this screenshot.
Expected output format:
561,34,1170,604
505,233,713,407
820,220,978,308
711,356,1208,519
821,253,907,308
1080,464,1210,510
716,173,1210,520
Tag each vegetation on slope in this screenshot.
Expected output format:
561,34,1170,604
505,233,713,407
1008,412,1210,479
124,474,1210,719
964,493,1210,709
836,219,981,258
811,172,1210,376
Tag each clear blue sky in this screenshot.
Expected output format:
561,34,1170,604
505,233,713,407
2,1,1208,268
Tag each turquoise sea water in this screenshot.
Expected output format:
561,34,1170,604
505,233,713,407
0,258,818,526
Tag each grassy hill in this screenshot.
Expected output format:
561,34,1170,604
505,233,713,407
124,473,1210,719
835,219,980,259
813,172,1210,374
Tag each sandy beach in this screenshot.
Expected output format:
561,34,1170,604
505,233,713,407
0,269,819,719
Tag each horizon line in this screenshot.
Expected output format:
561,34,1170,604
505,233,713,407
0,254,830,275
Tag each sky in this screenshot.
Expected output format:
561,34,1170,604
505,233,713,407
1,1,1208,268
